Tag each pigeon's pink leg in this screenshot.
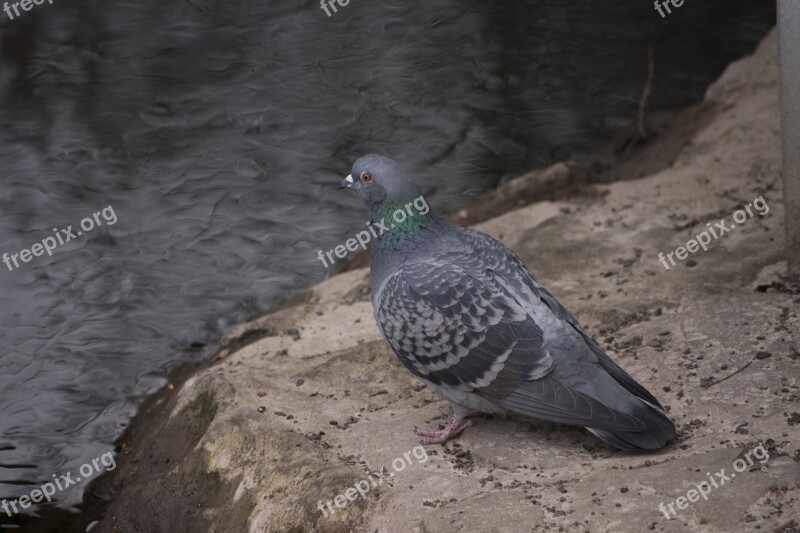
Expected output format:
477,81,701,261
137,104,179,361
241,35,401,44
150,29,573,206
414,416,474,444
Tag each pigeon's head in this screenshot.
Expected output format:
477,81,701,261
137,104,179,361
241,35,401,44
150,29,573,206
339,154,422,209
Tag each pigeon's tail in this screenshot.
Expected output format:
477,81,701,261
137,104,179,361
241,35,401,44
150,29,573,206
584,342,677,450
586,400,676,451
486,374,676,451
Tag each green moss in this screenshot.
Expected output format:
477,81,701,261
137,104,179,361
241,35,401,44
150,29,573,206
186,390,217,418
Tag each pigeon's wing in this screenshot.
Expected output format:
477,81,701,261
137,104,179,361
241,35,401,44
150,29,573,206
376,259,553,397
459,229,664,409
375,258,647,431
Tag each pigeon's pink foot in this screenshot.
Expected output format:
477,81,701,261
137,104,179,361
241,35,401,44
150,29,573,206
414,417,474,444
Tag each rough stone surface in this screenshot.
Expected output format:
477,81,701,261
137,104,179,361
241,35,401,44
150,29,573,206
96,31,799,533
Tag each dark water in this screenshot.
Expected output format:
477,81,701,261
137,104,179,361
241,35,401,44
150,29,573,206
0,0,774,527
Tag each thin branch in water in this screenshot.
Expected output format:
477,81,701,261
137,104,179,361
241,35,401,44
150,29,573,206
637,45,655,139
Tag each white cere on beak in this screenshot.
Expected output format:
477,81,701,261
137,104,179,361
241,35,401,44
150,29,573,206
345,174,354,184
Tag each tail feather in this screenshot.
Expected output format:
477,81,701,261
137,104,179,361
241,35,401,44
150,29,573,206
587,339,664,409
586,400,676,451
486,375,676,451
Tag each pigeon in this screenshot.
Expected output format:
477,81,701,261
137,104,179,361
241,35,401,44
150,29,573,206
338,154,676,451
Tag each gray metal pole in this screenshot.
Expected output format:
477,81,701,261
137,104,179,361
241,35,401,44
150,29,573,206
778,1,800,275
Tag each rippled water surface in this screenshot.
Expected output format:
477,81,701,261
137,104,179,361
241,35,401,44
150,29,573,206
0,0,774,526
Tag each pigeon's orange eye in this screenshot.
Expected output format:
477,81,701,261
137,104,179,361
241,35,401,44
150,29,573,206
360,172,373,183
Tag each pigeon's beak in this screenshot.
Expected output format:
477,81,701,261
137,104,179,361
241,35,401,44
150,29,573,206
338,174,354,190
